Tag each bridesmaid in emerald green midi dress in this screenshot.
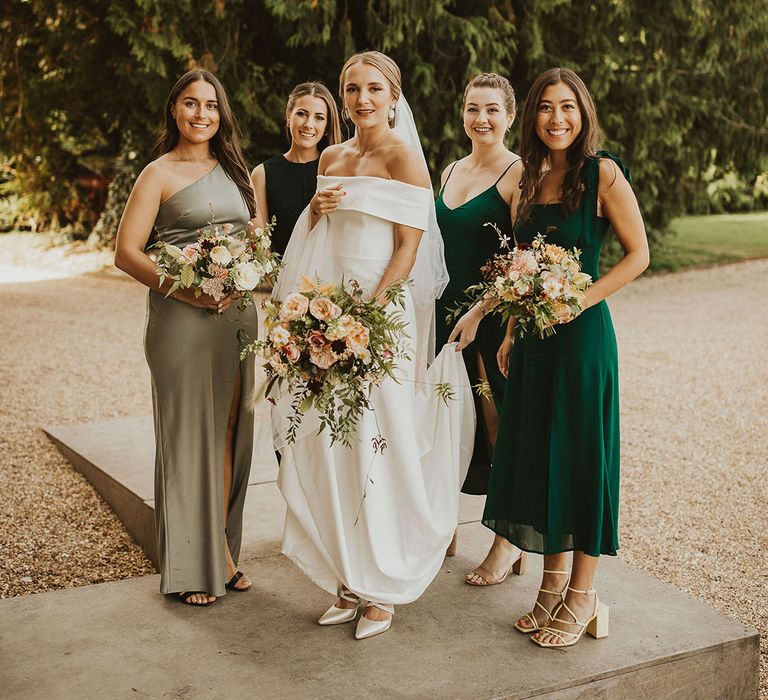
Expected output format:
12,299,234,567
115,71,260,605
451,68,648,648
437,73,527,584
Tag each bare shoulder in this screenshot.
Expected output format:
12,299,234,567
133,158,170,193
440,156,467,187
598,157,623,194
250,162,265,182
318,143,346,173
385,143,430,188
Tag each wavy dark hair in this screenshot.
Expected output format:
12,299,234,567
285,82,342,151
151,69,256,218
517,67,602,222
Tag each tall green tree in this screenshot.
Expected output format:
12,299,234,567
1,0,766,241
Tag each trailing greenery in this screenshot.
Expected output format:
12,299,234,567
1,1,766,244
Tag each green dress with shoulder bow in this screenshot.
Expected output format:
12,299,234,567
483,153,629,557
145,163,258,595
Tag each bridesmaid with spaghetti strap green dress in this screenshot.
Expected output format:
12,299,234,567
250,82,341,252
451,68,649,648
437,73,525,585
115,70,260,606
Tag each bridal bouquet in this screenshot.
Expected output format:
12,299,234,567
241,275,410,447
459,224,593,338
152,218,280,312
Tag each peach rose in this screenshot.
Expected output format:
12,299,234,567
282,343,301,364
346,322,370,356
325,314,356,340
310,347,336,369
281,292,309,320
309,296,342,321
306,330,328,352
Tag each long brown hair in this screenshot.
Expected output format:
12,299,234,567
518,68,601,221
152,69,256,218
285,82,342,151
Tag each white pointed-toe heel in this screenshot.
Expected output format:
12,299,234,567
355,602,394,640
318,588,361,626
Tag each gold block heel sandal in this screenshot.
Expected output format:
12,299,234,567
531,586,609,648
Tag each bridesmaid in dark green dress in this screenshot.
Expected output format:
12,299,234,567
436,73,527,584
115,70,260,605
250,82,341,253
451,68,648,647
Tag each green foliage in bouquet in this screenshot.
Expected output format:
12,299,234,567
241,277,410,447
152,217,280,312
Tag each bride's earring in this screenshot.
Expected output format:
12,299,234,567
388,104,396,126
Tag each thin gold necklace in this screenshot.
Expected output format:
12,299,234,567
173,149,217,169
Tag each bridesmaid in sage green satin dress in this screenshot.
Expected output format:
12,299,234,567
437,73,525,585
115,70,259,605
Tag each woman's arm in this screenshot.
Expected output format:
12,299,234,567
249,164,268,229
448,160,524,350
371,146,430,304
114,164,231,311
583,158,650,308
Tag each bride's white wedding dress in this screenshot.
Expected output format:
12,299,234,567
272,174,474,605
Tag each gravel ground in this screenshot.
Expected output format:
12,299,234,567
1,236,766,695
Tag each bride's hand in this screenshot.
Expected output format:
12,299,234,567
448,306,483,351
310,184,346,216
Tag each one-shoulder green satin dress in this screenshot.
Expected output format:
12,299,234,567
483,153,629,557
145,163,258,596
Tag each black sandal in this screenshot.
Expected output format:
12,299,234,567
178,591,216,606
225,571,251,592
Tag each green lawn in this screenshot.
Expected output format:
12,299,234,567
648,211,768,272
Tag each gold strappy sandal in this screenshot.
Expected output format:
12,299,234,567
531,586,609,648
465,550,527,586
514,569,569,633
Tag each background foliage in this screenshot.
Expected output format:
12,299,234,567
1,0,766,244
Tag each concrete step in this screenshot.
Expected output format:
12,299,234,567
0,522,758,699
44,414,486,568
39,415,760,698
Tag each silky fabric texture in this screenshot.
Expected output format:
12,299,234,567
145,163,258,596
435,161,517,495
483,154,626,557
273,176,475,604
263,155,319,255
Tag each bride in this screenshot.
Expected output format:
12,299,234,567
272,50,474,640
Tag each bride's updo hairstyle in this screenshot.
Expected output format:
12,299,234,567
339,50,402,128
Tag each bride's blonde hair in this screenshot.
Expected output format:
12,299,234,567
339,51,402,127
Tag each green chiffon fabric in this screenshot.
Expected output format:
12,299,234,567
145,163,258,595
435,161,517,494
482,153,629,557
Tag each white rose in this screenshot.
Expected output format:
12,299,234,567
226,236,247,259
209,245,233,266
232,261,262,291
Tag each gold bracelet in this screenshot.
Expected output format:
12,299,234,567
475,304,487,316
